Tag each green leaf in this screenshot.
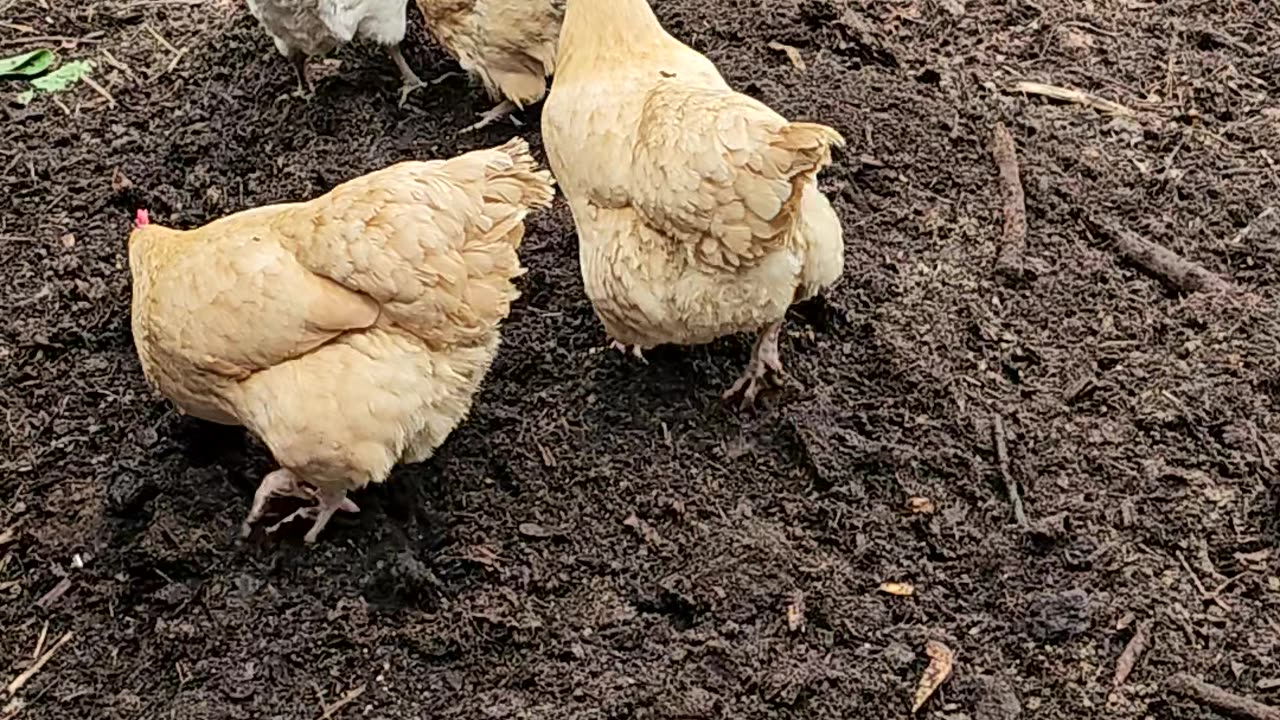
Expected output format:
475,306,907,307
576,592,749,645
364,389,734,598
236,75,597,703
0,49,56,78
30,59,93,93
15,89,34,105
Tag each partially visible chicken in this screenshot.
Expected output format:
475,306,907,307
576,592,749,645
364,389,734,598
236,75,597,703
416,0,564,131
128,139,554,543
247,0,424,104
541,0,846,406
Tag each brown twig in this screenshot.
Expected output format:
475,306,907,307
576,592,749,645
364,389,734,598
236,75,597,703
318,684,365,720
1113,231,1233,293
992,415,1028,528
35,578,71,609
1010,81,1136,117
81,75,116,107
1112,620,1151,686
142,23,178,55
1168,673,1280,720
0,36,103,47
990,123,1028,279
5,631,73,697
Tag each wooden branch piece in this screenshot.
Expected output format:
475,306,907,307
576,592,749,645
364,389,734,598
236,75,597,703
1112,620,1150,687
5,631,73,697
1113,231,1232,294
1168,673,1280,720
318,684,366,720
993,416,1028,528
1011,81,1136,117
991,123,1028,278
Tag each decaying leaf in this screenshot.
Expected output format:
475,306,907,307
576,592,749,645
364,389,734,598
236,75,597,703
911,640,955,713
908,496,936,514
879,581,916,597
112,168,134,193
623,512,663,546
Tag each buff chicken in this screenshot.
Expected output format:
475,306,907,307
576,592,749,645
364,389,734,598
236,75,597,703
415,0,564,131
128,139,554,543
247,0,423,104
541,0,846,407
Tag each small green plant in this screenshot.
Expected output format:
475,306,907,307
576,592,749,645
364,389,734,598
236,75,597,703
1,49,94,106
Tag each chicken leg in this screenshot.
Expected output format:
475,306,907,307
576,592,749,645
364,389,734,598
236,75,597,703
387,44,424,107
460,100,517,133
287,52,314,100
723,320,785,409
240,468,358,541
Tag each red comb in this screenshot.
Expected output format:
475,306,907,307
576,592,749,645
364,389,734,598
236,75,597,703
135,209,150,227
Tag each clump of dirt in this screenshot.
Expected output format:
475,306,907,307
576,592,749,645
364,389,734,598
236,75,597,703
2,0,1278,718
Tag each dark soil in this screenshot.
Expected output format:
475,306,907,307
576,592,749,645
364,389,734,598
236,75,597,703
3,0,1279,718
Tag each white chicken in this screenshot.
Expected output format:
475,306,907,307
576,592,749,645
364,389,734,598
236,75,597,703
541,0,846,406
246,0,423,104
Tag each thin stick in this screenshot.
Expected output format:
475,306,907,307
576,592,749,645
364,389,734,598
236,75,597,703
0,36,103,47
1168,673,1280,720
318,684,365,720
1113,230,1232,293
32,622,49,661
35,578,71,609
990,122,1027,278
142,23,178,55
1010,81,1136,117
100,49,139,83
81,75,116,107
993,415,1028,528
1112,620,1150,686
5,631,73,696
163,46,188,74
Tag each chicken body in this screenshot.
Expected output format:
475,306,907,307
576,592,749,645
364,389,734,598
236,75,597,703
129,139,554,542
541,0,845,405
416,0,564,130
246,0,423,102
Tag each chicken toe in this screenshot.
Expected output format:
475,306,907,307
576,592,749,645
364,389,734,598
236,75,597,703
262,486,358,543
266,505,319,536
241,469,310,537
460,100,517,133
387,45,424,107
610,339,648,364
302,488,357,544
723,321,785,409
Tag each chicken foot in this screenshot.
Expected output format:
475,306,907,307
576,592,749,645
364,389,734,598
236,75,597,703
266,485,354,544
723,320,785,409
387,44,424,107
610,339,648,364
240,468,358,543
460,100,517,133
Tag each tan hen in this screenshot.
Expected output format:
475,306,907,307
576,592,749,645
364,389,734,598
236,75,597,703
128,139,554,542
541,0,846,406
416,0,564,130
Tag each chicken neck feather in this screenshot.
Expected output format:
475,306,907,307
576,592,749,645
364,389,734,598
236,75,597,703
559,0,671,64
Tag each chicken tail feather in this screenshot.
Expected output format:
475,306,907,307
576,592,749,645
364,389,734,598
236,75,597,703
774,122,846,177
